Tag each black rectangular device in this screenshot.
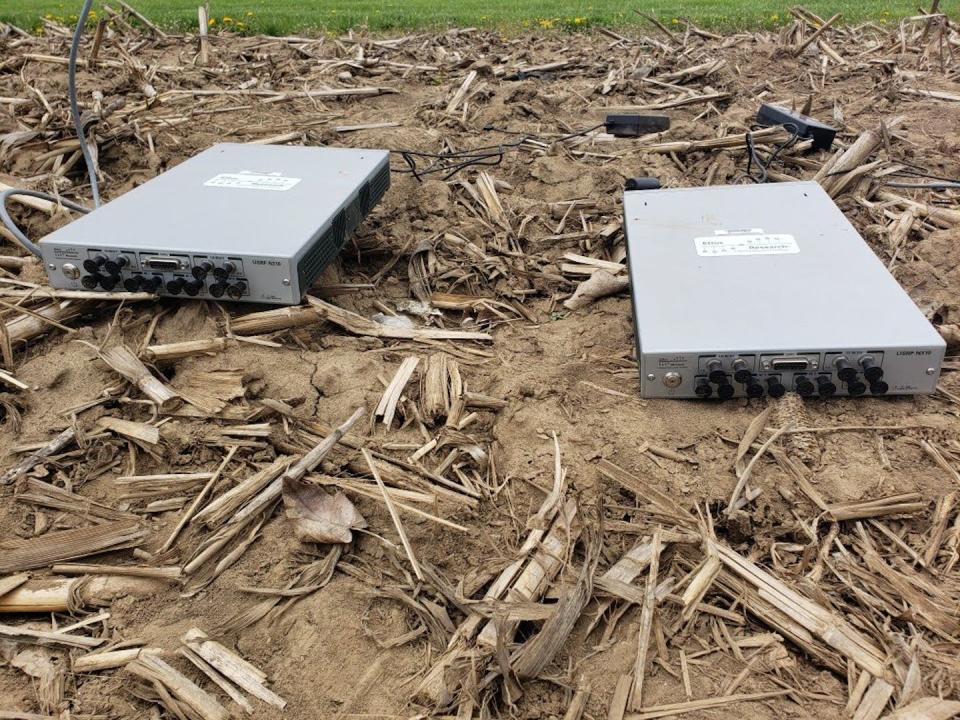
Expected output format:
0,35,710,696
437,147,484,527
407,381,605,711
756,103,836,151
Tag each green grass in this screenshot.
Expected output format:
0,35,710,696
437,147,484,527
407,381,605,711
0,0,936,35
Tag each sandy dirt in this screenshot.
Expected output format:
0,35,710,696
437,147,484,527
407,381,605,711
1,16,959,720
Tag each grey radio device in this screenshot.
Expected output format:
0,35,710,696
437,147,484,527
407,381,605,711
39,143,390,305
624,181,945,399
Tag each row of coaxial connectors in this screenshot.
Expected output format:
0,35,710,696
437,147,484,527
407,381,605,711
695,355,887,398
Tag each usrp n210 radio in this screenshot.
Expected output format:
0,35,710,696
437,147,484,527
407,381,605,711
39,143,390,305
624,181,945,399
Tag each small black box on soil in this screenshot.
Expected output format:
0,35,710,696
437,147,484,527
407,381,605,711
756,103,836,150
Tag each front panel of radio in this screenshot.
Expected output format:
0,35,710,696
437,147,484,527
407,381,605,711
640,347,944,399
43,247,299,305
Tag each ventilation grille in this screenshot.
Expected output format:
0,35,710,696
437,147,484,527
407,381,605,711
367,163,391,210
295,164,390,293
297,211,346,292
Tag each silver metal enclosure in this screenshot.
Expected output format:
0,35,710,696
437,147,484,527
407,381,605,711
40,143,390,305
624,181,945,399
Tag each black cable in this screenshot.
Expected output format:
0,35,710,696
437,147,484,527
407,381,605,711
884,166,960,186
481,124,529,136
889,168,956,183
884,181,960,190
482,123,606,143
765,123,801,168
887,158,960,185
553,123,606,142
740,123,802,184
744,130,762,183
820,157,960,190
393,143,519,181
389,123,605,182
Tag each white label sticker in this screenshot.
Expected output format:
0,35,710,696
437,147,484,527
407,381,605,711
204,172,301,191
694,232,798,257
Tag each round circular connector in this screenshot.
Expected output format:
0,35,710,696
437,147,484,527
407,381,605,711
846,378,867,397
706,359,725,384
99,274,119,291
695,379,713,398
732,358,752,384
81,274,100,289
746,378,764,398
213,261,236,282
834,357,856,382
103,256,128,275
816,376,837,398
870,380,889,396
766,377,786,398
860,357,883,383
795,376,815,397
123,275,144,292
663,371,682,388
716,381,735,400
192,261,213,280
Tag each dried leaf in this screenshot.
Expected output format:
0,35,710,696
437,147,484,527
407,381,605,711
563,270,629,311
282,479,366,544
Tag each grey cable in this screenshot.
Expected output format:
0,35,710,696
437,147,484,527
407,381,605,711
69,0,101,208
0,1,98,258
0,189,90,257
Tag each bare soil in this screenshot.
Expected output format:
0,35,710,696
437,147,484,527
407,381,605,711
1,14,959,720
